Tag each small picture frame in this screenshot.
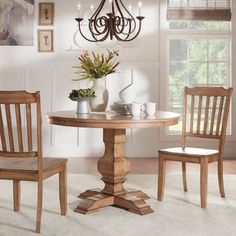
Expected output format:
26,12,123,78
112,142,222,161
39,2,54,25
38,30,54,52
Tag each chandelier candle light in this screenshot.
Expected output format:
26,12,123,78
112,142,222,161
75,0,145,42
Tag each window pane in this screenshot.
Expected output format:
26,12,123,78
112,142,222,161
209,63,228,85
169,85,184,109
168,0,229,8
169,39,187,60
209,39,228,61
190,39,207,61
189,63,207,86
169,21,188,29
169,62,188,85
207,22,230,30
168,107,183,132
189,0,206,7
189,21,208,30
169,21,229,31
169,0,188,7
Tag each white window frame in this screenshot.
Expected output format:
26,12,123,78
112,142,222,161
159,0,236,143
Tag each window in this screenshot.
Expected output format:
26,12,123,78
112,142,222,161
164,20,231,133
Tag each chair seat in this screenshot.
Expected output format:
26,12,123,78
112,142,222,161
0,157,67,173
159,147,219,157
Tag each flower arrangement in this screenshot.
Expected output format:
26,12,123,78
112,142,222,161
73,50,119,81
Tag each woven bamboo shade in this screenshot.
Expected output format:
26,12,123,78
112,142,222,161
167,0,231,21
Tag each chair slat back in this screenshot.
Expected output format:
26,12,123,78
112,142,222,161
5,104,15,152
15,104,23,152
0,91,42,160
182,87,233,152
0,106,7,151
26,103,33,152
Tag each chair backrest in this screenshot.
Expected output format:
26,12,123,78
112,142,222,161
0,91,42,166
182,87,233,155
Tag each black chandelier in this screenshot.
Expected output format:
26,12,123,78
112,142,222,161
75,0,145,42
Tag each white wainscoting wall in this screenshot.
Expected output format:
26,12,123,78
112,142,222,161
0,0,235,163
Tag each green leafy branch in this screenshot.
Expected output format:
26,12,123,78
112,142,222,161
72,50,120,81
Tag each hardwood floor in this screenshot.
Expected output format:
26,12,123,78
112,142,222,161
67,157,236,175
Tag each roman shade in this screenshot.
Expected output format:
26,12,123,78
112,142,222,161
167,0,231,21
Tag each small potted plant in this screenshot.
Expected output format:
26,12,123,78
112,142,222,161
69,88,95,114
72,50,119,112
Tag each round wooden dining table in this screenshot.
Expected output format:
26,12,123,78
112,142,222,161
47,110,180,215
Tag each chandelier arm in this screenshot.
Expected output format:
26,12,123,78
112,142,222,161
114,0,137,35
115,17,136,35
123,19,133,39
77,22,100,42
95,28,111,42
96,17,109,34
90,0,106,35
88,19,111,41
91,0,106,21
124,18,144,41
117,0,136,22
114,18,144,42
88,19,100,36
89,17,109,36
114,0,127,33
112,0,115,15
114,17,133,35
114,19,132,40
129,18,137,34
88,24,109,40
114,17,126,34
88,22,106,36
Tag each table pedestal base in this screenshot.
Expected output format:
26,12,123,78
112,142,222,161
74,129,154,215
74,188,154,215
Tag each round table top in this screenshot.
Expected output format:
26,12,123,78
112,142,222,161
47,110,180,129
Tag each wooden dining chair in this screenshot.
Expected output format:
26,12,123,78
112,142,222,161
158,86,233,208
0,91,67,233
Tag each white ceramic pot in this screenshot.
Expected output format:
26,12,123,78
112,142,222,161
77,100,90,114
89,77,109,112
70,97,92,114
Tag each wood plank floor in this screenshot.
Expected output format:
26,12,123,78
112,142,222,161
68,157,236,175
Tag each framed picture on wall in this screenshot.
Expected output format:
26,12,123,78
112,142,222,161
0,0,34,46
39,2,54,25
38,30,54,52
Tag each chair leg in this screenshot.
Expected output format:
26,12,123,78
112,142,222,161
13,180,21,211
218,159,225,197
182,162,188,192
36,180,43,233
157,154,166,201
59,164,67,216
200,158,208,208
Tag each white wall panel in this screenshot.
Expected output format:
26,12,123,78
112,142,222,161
0,0,235,159
0,68,25,90
25,64,53,148
51,63,78,148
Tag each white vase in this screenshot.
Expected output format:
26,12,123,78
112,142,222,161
89,77,109,112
